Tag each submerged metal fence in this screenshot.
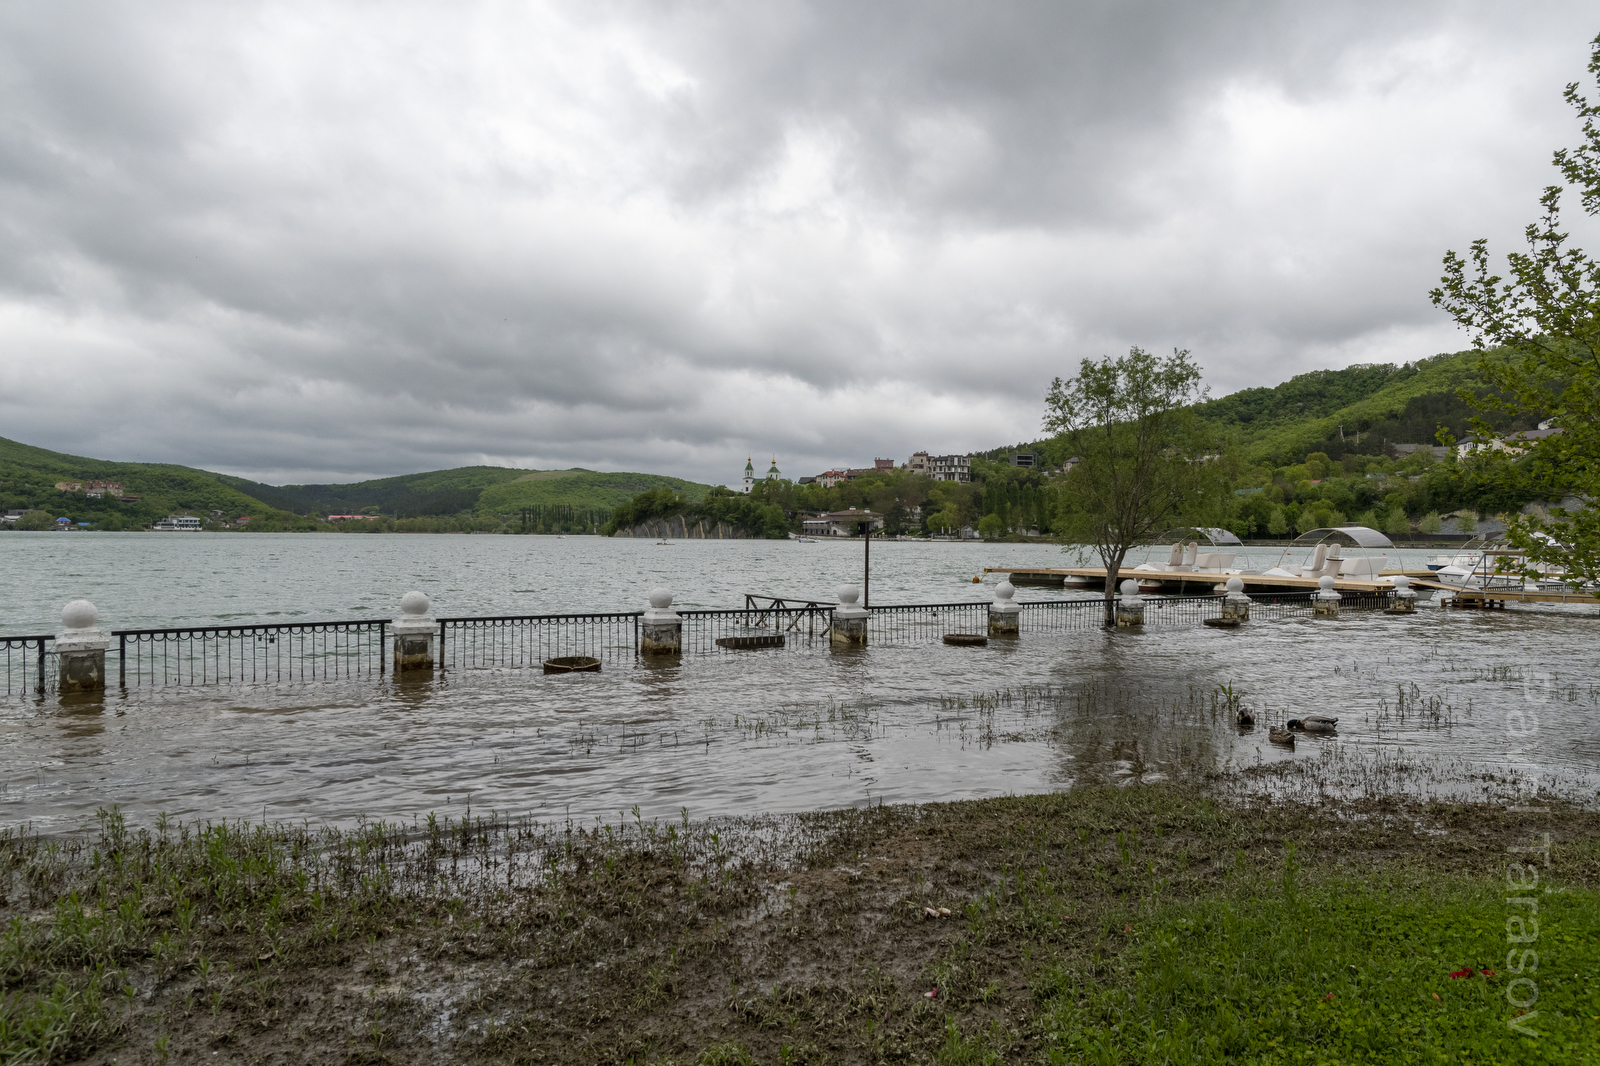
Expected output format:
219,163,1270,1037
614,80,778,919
0,587,1407,696
868,602,991,643
2,635,54,697
438,612,640,669
1247,590,1391,620
678,607,833,654
116,621,390,688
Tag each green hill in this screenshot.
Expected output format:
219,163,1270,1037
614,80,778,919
271,467,712,517
0,436,310,530
1193,349,1542,464
984,347,1543,468
0,434,713,532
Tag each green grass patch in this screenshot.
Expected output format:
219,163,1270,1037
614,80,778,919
1040,865,1600,1064
3,786,1598,1063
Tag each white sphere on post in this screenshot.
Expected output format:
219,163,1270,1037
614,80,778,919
641,587,682,656
56,599,109,693
392,589,437,672
989,578,1021,637
832,583,868,647
1115,579,1144,628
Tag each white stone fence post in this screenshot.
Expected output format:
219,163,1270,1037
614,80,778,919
1313,575,1341,618
831,584,868,647
641,587,682,656
988,580,1021,637
1115,579,1144,627
56,599,108,694
1385,575,1417,614
392,590,437,671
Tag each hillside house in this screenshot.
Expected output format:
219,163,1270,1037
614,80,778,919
929,454,972,483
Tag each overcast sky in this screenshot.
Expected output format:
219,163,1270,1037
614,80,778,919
1,2,1596,488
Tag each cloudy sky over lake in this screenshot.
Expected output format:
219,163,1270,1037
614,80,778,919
1,1,1596,488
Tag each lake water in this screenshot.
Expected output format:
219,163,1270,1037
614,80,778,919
3,532,1598,833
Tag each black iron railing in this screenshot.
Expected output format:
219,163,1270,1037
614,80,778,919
866,602,991,643
116,620,390,688
438,612,640,670
678,607,833,653
1,635,54,697
1246,590,1391,620
1,586,1413,696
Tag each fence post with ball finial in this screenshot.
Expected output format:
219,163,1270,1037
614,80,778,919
56,599,109,694
392,590,437,671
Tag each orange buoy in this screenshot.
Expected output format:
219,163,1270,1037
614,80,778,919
972,575,981,583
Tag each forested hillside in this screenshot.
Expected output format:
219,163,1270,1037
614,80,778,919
0,436,311,530
0,435,712,534
263,467,709,517
1193,349,1543,464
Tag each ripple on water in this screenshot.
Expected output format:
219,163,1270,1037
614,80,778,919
2,535,1598,831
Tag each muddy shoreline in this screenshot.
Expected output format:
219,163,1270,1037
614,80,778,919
4,773,1598,1064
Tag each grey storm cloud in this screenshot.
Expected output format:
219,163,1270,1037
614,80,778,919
0,1,1595,486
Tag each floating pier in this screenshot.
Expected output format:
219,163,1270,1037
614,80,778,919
1407,579,1600,609
982,567,1411,595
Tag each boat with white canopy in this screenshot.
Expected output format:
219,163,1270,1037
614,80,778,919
1258,526,1399,583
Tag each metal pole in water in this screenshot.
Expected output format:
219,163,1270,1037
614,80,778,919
862,519,870,608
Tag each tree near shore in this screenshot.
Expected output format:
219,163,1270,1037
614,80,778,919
1430,32,1600,591
1044,347,1212,619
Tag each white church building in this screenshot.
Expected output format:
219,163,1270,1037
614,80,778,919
741,457,782,494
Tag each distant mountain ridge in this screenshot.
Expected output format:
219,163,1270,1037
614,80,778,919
0,435,711,529
265,467,713,517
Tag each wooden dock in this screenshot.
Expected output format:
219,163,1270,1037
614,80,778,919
1407,579,1600,608
982,567,1396,594
984,567,1597,609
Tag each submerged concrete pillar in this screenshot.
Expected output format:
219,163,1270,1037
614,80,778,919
988,580,1021,637
640,587,682,656
392,590,437,671
1115,579,1144,627
1205,576,1251,628
56,599,108,694
1222,575,1251,622
831,584,868,647
1385,575,1417,615
1313,575,1341,619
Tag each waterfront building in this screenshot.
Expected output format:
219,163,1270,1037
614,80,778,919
152,515,203,531
801,508,885,537
907,451,931,476
741,457,755,494
766,457,782,482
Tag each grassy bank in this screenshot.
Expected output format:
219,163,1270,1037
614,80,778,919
3,787,1597,1064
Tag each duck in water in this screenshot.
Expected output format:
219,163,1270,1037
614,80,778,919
1288,716,1338,734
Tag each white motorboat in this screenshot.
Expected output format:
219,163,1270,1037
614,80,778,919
1432,541,1591,593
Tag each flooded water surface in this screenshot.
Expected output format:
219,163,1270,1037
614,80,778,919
3,532,1598,832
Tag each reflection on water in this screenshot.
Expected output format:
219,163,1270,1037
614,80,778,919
4,599,1598,833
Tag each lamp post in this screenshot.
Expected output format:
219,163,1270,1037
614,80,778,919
860,518,870,607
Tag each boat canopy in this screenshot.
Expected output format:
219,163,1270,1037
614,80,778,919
1151,526,1243,547
1290,525,1394,548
